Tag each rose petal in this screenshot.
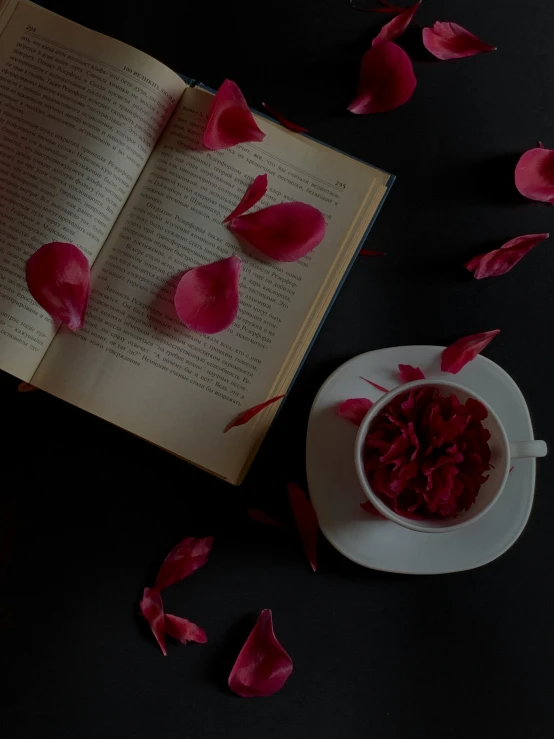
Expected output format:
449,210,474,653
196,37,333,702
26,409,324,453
140,587,167,656
422,22,496,60
25,242,90,331
359,249,386,256
203,79,265,150
398,364,425,382
465,233,549,279
515,147,554,203
261,103,310,133
228,202,326,262
174,255,241,334
287,482,318,573
441,330,500,374
337,397,374,426
165,614,207,645
372,1,421,45
247,508,287,530
228,609,293,698
223,175,268,223
17,382,37,393
360,377,390,392
224,395,285,432
153,536,213,592
348,42,416,114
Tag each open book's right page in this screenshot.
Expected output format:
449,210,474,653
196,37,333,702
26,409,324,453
33,86,390,482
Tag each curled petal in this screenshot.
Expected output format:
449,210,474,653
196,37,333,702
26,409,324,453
228,202,326,262
224,395,285,432
228,609,293,697
174,255,241,334
441,330,500,374
203,79,265,150
261,103,310,133
140,587,167,656
337,397,373,426
372,1,421,45
515,147,554,203
361,377,389,393
223,175,268,223
25,242,90,330
465,233,549,279
348,42,416,115
398,364,425,382
422,21,496,60
247,508,287,530
287,482,318,573
165,614,207,645
153,536,213,592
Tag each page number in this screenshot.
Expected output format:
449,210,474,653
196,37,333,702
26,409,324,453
25,25,36,32
335,181,346,190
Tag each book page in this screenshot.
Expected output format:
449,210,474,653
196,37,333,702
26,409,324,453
0,0,185,380
33,86,390,482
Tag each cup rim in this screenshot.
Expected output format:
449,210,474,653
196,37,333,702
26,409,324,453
354,379,510,534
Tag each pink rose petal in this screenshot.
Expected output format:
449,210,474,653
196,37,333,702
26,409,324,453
337,397,374,426
372,1,421,45
398,364,425,382
261,103,310,133
165,614,207,645
247,508,287,530
224,395,285,432
441,330,500,374
17,382,37,393
25,242,90,331
422,22,496,60
361,377,390,393
228,609,293,698
228,202,326,262
359,249,386,256
153,536,213,593
515,147,554,203
465,233,549,279
140,587,167,656
348,42,416,114
223,175,268,223
203,79,265,150
287,482,318,573
174,255,241,334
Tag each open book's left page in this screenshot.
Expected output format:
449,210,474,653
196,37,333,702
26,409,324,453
0,0,185,380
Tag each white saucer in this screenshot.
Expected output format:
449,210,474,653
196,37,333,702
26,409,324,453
306,345,537,574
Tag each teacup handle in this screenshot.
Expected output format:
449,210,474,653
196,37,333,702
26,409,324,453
510,441,548,459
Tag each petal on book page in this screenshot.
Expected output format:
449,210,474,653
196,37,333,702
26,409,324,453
228,610,293,697
140,587,167,656
261,103,310,133
465,234,549,279
515,146,554,203
164,614,207,645
422,22,496,60
224,395,285,432
174,255,241,334
153,536,214,592
25,242,90,331
228,202,326,262
348,42,416,114
287,483,318,573
223,174,268,223
372,1,421,45
203,79,265,150
441,330,500,374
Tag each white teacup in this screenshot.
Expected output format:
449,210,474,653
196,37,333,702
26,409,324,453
354,380,547,534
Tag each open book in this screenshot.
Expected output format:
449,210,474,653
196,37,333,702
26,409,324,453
0,0,392,483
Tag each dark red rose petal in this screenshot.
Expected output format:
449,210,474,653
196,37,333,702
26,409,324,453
153,536,213,593
223,175,268,223
261,103,310,133
398,364,425,383
247,508,287,530
165,614,207,645
441,330,500,374
348,42,416,114
204,79,265,150
140,587,167,656
337,397,374,426
422,22,496,60
224,395,285,432
372,1,421,45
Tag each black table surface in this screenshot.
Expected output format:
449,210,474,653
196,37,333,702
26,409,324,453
2,0,554,737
